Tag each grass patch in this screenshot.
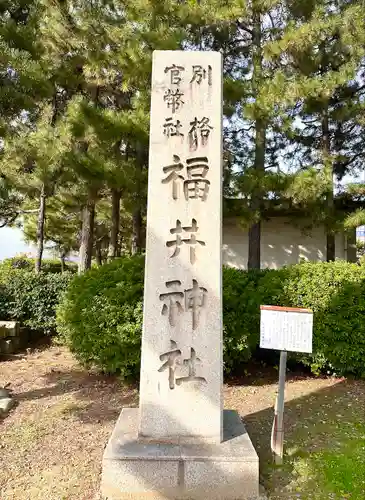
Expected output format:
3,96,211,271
308,423,365,497
280,423,365,499
259,382,365,499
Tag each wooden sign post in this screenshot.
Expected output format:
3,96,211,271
260,305,313,465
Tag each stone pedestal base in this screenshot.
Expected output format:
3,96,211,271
101,408,259,500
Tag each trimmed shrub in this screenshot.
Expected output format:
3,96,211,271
1,270,73,334
56,256,144,377
222,266,265,372
225,261,365,377
57,259,264,376
56,258,365,378
268,261,365,377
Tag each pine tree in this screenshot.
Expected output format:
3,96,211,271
53,0,204,270
186,1,292,268
265,0,365,260
1,1,84,271
190,0,365,267
0,1,51,134
22,191,80,270
2,105,71,271
3,0,364,272
0,176,23,227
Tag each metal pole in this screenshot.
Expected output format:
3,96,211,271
272,350,287,464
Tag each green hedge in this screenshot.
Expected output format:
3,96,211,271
264,262,365,376
56,257,144,376
0,270,73,334
57,257,365,378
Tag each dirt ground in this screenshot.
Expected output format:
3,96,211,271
1,346,364,499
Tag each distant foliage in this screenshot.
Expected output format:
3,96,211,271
0,256,77,274
56,257,365,378
56,256,145,377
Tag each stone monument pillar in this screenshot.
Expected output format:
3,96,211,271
101,50,259,500
139,50,223,444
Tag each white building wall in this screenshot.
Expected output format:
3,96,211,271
223,217,347,270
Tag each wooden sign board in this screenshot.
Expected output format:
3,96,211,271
260,305,313,354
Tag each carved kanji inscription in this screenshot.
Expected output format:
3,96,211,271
158,340,206,390
159,279,208,330
161,155,210,201
166,218,205,264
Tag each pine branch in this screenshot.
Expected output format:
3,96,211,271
236,20,253,36
344,209,365,228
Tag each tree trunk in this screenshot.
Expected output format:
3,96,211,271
78,189,96,274
95,239,103,266
346,228,357,263
116,237,122,257
35,184,46,273
60,252,66,273
131,142,145,255
248,220,261,270
322,105,335,261
248,8,266,270
326,222,336,262
108,188,121,260
131,208,142,255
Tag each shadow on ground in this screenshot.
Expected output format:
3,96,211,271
3,344,365,499
243,378,365,498
226,362,315,388
17,367,138,424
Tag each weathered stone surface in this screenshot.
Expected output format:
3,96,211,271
139,50,223,443
0,397,16,417
0,338,15,354
0,321,19,339
0,387,11,398
101,408,259,500
0,334,24,354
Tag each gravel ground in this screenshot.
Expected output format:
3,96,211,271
1,346,362,499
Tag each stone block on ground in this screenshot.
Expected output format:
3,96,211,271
101,408,259,500
0,335,22,355
0,321,19,339
0,338,15,355
0,397,16,417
